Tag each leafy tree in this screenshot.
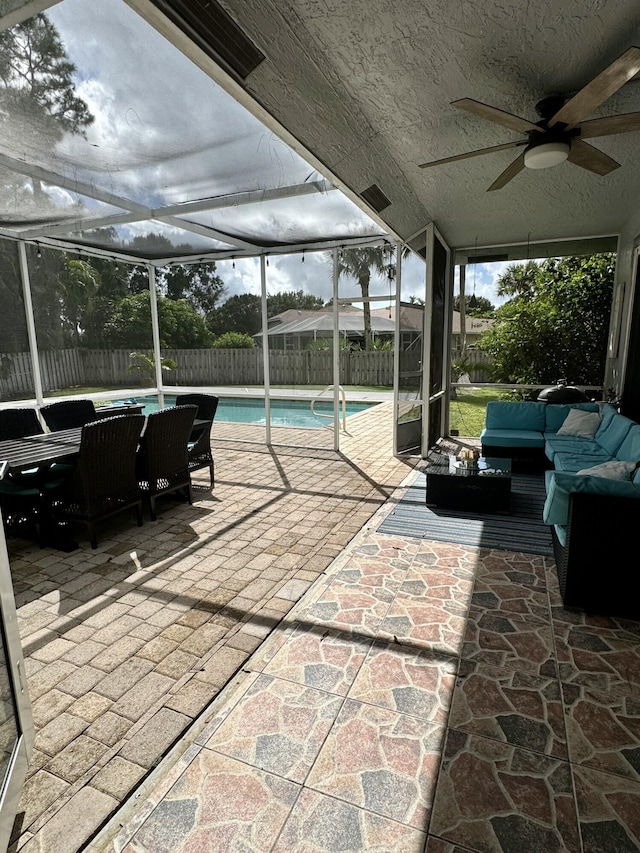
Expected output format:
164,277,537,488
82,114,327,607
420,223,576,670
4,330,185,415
60,259,100,346
479,254,615,385
24,244,68,349
495,261,540,300
80,253,131,345
124,250,226,317
163,263,226,318
267,290,324,316
126,264,151,296
208,293,261,337
0,239,28,352
100,291,213,349
0,13,94,351
337,247,388,350
213,331,256,349
0,14,93,132
452,294,495,316
0,13,93,207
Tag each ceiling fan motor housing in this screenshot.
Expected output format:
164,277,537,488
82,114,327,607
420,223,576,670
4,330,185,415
534,95,567,119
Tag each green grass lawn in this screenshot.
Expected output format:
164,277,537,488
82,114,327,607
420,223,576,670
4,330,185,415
448,387,504,437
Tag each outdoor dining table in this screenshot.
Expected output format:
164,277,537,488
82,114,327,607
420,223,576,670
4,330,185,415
0,427,83,474
0,417,212,550
0,419,212,476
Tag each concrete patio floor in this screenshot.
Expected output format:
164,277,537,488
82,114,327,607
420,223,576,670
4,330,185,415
9,402,417,852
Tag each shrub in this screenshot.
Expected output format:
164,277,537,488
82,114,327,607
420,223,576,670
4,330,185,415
213,331,256,349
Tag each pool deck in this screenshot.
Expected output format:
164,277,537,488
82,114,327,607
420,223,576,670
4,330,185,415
155,386,394,401
9,402,417,852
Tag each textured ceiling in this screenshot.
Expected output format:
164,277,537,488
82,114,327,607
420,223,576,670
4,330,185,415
221,0,640,253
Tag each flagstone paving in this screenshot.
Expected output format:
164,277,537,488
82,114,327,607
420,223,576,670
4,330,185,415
86,460,640,853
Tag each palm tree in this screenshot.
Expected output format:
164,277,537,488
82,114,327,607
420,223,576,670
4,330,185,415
337,247,388,350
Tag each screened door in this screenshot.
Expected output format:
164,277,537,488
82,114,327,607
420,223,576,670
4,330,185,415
394,225,451,456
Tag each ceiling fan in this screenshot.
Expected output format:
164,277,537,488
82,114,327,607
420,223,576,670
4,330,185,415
419,46,640,191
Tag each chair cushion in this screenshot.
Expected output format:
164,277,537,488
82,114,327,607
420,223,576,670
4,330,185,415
614,423,640,463
544,436,607,461
485,401,546,432
481,428,544,449
553,452,613,472
594,405,635,455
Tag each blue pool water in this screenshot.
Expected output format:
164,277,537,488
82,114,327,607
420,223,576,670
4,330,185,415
129,396,372,428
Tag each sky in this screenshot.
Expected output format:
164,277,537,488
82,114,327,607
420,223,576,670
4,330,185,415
43,0,516,311
208,252,513,310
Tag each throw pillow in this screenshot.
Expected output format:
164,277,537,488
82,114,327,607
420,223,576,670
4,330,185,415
576,460,637,480
556,408,601,439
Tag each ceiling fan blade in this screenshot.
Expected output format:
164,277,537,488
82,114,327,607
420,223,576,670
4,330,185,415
579,112,640,138
549,46,640,129
418,140,526,168
567,138,621,175
452,98,542,134
487,153,525,191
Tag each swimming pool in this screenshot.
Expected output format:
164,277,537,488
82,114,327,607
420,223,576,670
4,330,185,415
129,396,373,428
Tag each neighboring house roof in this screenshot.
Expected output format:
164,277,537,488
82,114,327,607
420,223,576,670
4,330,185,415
263,306,493,338
257,312,396,337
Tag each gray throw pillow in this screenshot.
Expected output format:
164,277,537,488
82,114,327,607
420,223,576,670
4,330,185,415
556,408,601,439
576,460,637,480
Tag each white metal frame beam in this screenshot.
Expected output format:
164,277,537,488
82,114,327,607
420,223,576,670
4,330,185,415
13,180,338,242
0,0,62,32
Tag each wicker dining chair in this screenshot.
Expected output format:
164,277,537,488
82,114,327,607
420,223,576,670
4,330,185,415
0,476,45,546
136,405,197,520
45,414,145,549
0,407,44,440
0,406,53,488
40,399,98,432
175,393,219,487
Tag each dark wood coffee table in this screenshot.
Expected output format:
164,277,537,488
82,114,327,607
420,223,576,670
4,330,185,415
425,454,512,512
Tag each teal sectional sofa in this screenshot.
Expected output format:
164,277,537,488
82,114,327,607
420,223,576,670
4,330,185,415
480,400,640,618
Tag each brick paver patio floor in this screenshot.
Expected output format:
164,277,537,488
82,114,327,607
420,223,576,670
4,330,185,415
8,402,417,852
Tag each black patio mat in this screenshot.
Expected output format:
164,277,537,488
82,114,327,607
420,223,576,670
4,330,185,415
378,470,553,556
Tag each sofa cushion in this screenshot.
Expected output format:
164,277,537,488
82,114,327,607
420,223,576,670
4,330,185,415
576,460,638,480
543,470,640,526
594,404,636,456
544,436,607,461
485,401,547,432
556,408,601,438
544,402,600,433
553,451,613,472
481,428,545,449
614,423,640,463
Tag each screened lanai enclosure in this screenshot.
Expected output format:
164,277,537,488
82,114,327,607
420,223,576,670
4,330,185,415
0,0,440,455
0,2,432,838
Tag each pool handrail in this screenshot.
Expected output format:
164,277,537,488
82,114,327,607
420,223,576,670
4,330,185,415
311,385,347,432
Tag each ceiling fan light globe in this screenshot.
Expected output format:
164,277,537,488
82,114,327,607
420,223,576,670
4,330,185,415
523,141,571,169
